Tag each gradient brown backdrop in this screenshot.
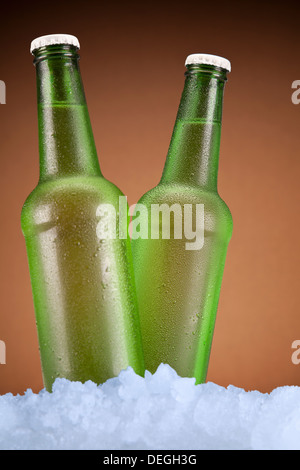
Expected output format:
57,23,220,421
0,0,299,394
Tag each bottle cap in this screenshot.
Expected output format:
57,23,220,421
30,34,80,54
185,53,231,72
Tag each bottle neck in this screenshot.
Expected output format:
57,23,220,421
34,45,101,181
160,64,228,191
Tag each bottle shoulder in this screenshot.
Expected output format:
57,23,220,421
22,175,124,203
137,183,231,213
21,176,126,235
136,183,233,239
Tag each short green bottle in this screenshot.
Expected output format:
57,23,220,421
132,54,233,383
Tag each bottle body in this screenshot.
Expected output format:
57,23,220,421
21,38,144,390
132,58,232,383
132,183,232,383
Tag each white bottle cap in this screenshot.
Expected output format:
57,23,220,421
185,53,231,72
30,34,80,54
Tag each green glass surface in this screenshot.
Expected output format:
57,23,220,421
21,45,144,391
132,64,232,383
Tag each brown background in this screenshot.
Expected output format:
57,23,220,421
0,0,299,394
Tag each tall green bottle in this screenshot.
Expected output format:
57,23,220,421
21,34,144,391
132,54,232,384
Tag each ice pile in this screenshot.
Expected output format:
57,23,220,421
0,364,300,450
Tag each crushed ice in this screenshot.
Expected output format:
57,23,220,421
0,364,299,450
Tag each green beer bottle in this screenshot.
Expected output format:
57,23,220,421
132,54,232,384
21,34,144,391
